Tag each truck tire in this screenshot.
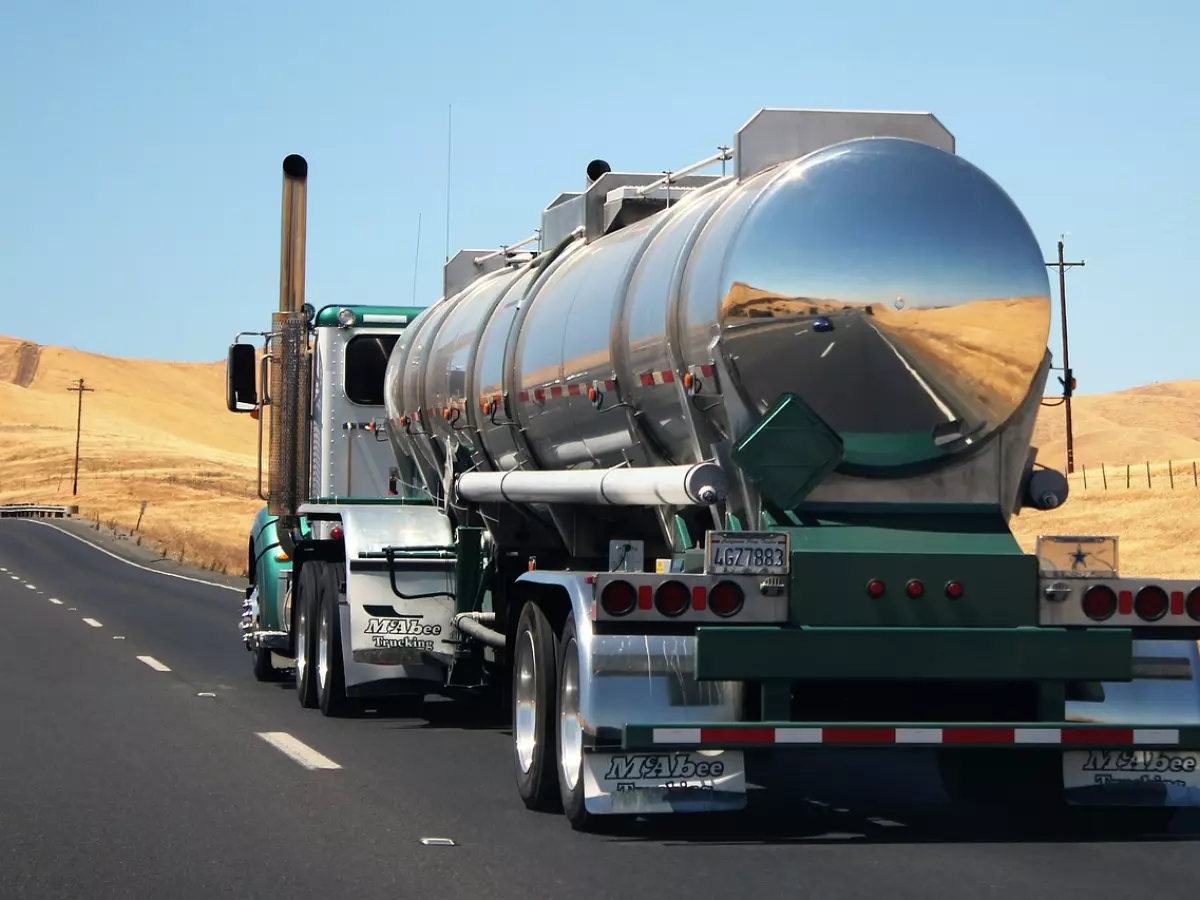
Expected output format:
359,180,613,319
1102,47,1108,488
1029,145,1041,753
556,611,598,831
512,599,561,813
294,562,320,709
315,561,352,717
251,645,278,682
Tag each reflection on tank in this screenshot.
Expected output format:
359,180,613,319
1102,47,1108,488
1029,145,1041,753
385,134,1052,484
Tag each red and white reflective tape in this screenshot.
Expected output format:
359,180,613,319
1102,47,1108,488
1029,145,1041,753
649,725,1182,746
517,379,617,403
639,369,675,387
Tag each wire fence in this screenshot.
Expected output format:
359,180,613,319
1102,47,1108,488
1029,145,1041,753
1069,459,1200,491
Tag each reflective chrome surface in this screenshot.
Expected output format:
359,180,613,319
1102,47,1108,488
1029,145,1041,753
714,138,1050,467
384,133,1052,500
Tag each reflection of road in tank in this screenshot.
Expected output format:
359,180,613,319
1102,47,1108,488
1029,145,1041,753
724,311,958,434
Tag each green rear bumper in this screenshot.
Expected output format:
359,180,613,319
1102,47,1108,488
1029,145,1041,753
693,626,1134,683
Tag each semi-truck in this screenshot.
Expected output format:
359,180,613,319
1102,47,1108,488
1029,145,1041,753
226,107,1200,832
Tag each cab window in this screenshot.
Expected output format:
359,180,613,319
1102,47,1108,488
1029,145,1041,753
344,334,399,406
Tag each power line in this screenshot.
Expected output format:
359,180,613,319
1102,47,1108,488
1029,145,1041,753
1046,238,1085,474
67,377,94,496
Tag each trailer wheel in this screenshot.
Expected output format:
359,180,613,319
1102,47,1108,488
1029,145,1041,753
293,562,320,709
556,611,599,830
512,600,561,813
315,561,351,718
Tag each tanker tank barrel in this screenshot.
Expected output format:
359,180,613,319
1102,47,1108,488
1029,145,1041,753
278,153,308,315
635,147,734,196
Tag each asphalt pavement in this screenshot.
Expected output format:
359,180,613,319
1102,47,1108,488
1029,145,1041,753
4,517,1200,899
724,314,957,434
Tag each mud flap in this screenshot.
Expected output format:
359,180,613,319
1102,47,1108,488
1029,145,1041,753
1063,749,1200,807
347,569,458,667
581,749,747,815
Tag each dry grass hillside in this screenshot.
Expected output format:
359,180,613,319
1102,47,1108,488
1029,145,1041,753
2,333,1199,579
0,336,261,573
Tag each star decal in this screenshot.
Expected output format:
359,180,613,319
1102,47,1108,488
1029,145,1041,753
1069,545,1089,569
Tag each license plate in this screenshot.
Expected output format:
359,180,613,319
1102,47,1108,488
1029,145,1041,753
705,531,789,575
1063,749,1200,791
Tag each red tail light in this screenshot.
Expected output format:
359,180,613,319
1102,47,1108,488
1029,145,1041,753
600,581,636,617
906,579,925,599
1082,584,1117,621
866,579,886,598
945,581,964,600
655,581,690,617
1187,588,1200,622
330,526,344,541
1134,585,1169,622
709,581,744,618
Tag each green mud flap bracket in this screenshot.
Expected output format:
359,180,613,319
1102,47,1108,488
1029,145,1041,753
621,723,1200,751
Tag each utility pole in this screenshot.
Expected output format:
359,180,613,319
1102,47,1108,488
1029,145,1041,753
67,378,94,496
1046,238,1085,474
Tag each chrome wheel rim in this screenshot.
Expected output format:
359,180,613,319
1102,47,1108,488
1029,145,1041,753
295,601,307,684
317,601,330,691
514,629,538,774
558,635,582,792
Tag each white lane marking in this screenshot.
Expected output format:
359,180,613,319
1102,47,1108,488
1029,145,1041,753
256,732,343,770
9,575,18,580
0,567,6,571
48,598,63,605
82,618,102,628
821,341,835,358
867,323,955,420
25,584,36,590
20,519,241,593
868,817,905,827
137,655,171,672
795,328,808,335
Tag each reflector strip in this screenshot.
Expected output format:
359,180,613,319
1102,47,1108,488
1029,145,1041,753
642,725,1184,747
517,379,617,404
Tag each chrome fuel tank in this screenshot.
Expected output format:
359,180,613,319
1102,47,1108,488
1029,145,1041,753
385,132,1052,491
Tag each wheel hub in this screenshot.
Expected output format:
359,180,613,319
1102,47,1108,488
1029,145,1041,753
514,630,538,774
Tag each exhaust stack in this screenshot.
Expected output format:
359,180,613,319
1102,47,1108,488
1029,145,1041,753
267,154,313,519
278,154,308,313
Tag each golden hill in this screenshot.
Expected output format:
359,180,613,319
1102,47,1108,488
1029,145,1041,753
2,333,1199,579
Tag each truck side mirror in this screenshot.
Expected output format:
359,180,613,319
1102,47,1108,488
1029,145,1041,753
226,342,258,412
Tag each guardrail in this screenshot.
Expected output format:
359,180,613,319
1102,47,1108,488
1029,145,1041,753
0,504,79,519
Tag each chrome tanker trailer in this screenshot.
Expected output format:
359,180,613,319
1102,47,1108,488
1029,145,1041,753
232,107,1200,834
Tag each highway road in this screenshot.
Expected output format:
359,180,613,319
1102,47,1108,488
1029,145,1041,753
3,518,1200,900
724,313,959,436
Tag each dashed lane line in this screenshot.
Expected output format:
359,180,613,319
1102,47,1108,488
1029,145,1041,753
82,618,102,628
256,732,343,770
48,598,63,605
137,656,171,672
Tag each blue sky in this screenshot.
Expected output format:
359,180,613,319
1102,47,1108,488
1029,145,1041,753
2,0,1195,396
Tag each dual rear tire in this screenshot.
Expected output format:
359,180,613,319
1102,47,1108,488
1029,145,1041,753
512,600,594,830
293,560,350,716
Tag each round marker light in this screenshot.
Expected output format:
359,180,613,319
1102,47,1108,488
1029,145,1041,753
1134,585,1169,622
945,581,964,600
330,526,344,541
337,308,359,327
906,579,925,599
599,581,636,617
1186,588,1200,622
1082,584,1117,621
709,581,744,618
654,581,690,617
866,579,886,598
